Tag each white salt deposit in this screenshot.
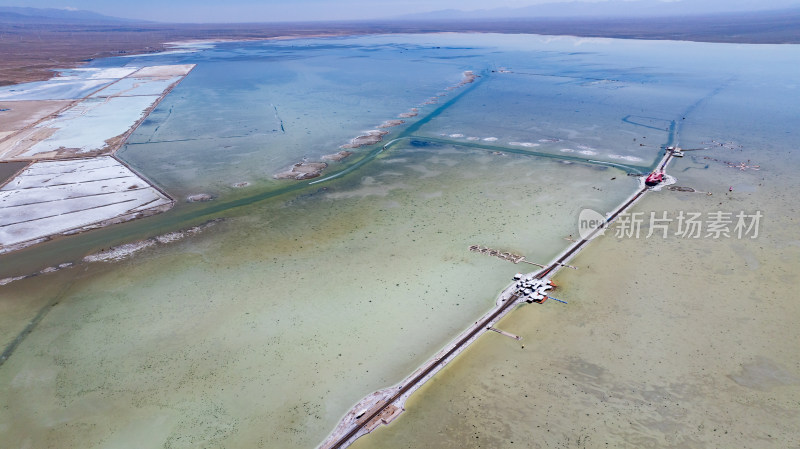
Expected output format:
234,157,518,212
55,67,139,81
0,79,113,101
608,154,644,162
82,240,156,262
91,77,182,98
0,157,172,249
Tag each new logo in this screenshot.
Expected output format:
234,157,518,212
578,208,608,241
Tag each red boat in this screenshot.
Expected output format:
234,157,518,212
645,170,664,186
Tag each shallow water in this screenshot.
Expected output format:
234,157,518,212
349,38,800,449
0,146,634,448
1,34,798,449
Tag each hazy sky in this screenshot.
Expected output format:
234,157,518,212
2,0,798,22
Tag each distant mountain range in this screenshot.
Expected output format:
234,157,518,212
2,2,800,26
0,6,143,24
396,0,800,20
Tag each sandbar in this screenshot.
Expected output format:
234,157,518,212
398,108,419,118
186,193,214,202
322,150,353,162
377,119,405,129
274,161,328,180
341,130,389,149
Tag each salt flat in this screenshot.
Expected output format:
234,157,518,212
0,64,193,251
128,64,195,78
90,77,183,97
0,100,72,133
0,64,195,161
0,157,172,252
15,95,161,158
0,79,114,101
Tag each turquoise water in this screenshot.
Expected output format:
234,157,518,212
1,34,799,449
117,37,476,198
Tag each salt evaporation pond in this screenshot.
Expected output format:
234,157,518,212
1,34,799,448
0,67,135,101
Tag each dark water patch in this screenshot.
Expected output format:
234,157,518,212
0,161,28,185
0,276,75,368
409,139,434,148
